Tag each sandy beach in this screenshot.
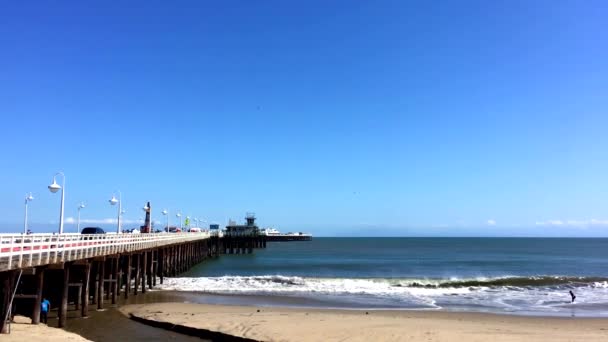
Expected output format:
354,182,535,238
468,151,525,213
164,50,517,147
121,302,608,342
1,315,91,342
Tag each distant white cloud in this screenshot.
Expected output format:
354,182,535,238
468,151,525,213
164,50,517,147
535,219,608,227
535,220,563,226
486,219,496,226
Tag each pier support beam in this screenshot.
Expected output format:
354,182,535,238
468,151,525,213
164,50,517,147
32,268,44,324
91,262,98,305
124,254,131,299
159,249,164,285
173,246,177,275
111,257,119,305
141,252,147,293
97,259,105,310
81,262,90,317
146,251,152,290
134,254,140,295
58,264,70,328
115,257,121,299
152,250,154,287
1,270,17,334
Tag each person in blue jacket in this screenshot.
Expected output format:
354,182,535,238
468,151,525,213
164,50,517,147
40,298,50,324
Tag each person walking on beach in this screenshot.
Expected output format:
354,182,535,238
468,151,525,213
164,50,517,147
40,298,50,324
569,290,576,303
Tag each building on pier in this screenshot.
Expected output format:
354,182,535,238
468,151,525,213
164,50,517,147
225,213,260,236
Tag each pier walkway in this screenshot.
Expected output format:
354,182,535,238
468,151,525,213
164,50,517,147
0,232,210,271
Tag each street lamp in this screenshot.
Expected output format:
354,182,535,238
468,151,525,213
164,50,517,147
23,192,34,234
162,209,169,232
48,172,65,234
77,202,85,232
176,211,182,230
109,191,122,233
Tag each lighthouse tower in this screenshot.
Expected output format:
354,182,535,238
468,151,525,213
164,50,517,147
246,213,256,227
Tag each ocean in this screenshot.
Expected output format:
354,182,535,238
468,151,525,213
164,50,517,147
158,237,608,317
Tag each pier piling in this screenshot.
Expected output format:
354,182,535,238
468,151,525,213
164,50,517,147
91,262,98,305
146,252,152,290
134,254,140,295
32,268,44,324
111,257,119,305
81,262,90,317
124,254,131,298
97,259,104,310
158,249,164,285
141,252,147,294
58,264,70,328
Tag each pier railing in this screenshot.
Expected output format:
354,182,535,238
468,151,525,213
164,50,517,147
0,232,210,271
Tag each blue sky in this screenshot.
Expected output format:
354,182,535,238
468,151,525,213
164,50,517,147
1,1,607,236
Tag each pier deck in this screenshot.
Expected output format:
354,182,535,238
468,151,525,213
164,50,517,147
0,232,210,271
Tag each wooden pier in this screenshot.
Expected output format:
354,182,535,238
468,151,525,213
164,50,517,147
0,230,265,333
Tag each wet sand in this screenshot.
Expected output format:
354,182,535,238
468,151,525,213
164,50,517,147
3,291,206,341
122,302,608,342
62,291,206,342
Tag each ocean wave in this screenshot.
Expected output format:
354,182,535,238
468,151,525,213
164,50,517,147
157,275,608,295
397,276,608,288
157,275,608,315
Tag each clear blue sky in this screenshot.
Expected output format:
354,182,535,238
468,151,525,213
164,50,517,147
1,1,607,236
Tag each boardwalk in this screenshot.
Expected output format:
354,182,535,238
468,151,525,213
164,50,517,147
0,232,211,271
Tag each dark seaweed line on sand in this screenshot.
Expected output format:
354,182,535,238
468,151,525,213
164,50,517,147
128,314,260,342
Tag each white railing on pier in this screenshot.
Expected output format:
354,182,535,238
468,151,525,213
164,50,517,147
0,232,210,271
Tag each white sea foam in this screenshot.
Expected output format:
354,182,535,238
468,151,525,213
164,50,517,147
157,275,608,316
160,276,471,297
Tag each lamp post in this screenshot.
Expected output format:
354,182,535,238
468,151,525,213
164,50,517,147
23,192,34,234
109,191,122,233
77,202,85,232
176,211,182,230
48,172,65,234
162,209,169,232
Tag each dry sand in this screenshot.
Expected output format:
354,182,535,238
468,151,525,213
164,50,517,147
121,302,608,342
1,315,92,341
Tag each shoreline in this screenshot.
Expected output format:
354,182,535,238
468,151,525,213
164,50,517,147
120,301,608,342
158,272,608,318
146,288,608,318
